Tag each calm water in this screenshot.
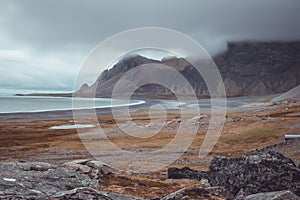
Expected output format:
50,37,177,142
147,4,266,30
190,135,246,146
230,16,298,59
0,96,145,113
0,91,268,114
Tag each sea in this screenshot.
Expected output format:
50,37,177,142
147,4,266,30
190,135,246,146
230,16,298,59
0,89,145,113
0,89,269,114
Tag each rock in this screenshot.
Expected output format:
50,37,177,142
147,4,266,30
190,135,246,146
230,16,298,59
62,159,114,179
167,151,300,198
86,160,105,168
158,186,233,200
63,161,91,173
231,116,243,122
206,186,234,199
235,188,246,200
51,187,113,200
0,161,99,199
243,190,300,200
167,167,207,180
208,150,300,196
200,178,211,187
51,187,143,200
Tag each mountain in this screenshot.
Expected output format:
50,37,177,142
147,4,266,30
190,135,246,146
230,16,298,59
272,85,300,102
75,41,300,98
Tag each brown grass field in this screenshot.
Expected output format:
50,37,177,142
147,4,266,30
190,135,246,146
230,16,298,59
0,101,299,198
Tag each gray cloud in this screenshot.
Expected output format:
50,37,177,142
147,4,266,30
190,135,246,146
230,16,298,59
0,0,300,91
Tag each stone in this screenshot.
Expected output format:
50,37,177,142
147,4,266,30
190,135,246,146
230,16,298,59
206,186,234,199
208,150,300,196
158,186,233,200
200,178,211,187
63,162,91,174
235,188,246,200
243,190,300,200
0,161,99,199
167,167,207,180
167,150,300,198
62,159,114,179
51,187,143,200
0,161,141,200
231,116,243,122
86,160,105,168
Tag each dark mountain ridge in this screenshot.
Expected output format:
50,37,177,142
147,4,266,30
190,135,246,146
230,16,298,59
75,41,300,98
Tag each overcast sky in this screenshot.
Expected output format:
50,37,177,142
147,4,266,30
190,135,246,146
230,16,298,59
1,0,300,92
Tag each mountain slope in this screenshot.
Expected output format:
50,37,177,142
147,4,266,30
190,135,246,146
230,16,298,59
272,85,300,102
75,42,300,98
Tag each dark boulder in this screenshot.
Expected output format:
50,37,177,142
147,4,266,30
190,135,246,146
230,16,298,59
167,151,300,198
208,150,300,196
167,167,207,180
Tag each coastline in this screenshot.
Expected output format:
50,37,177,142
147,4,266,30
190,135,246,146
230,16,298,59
0,99,150,121
0,94,280,121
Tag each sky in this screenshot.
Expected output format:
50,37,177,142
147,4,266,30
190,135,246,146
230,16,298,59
0,0,300,93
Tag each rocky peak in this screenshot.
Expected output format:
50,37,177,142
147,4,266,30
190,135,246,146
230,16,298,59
76,41,300,98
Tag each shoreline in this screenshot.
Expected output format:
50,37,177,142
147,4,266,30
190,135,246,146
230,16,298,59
0,99,152,121
0,94,281,121
0,98,146,114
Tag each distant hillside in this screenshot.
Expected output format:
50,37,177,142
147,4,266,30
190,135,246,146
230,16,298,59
75,41,300,98
272,85,300,102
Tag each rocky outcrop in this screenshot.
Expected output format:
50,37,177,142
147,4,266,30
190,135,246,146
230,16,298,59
0,161,99,199
168,150,300,198
0,160,147,199
214,42,300,96
75,42,300,98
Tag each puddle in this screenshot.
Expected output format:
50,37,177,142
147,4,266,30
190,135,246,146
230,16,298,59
49,124,95,129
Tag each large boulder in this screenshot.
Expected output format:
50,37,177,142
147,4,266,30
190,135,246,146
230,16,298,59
168,150,300,198
208,150,300,196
